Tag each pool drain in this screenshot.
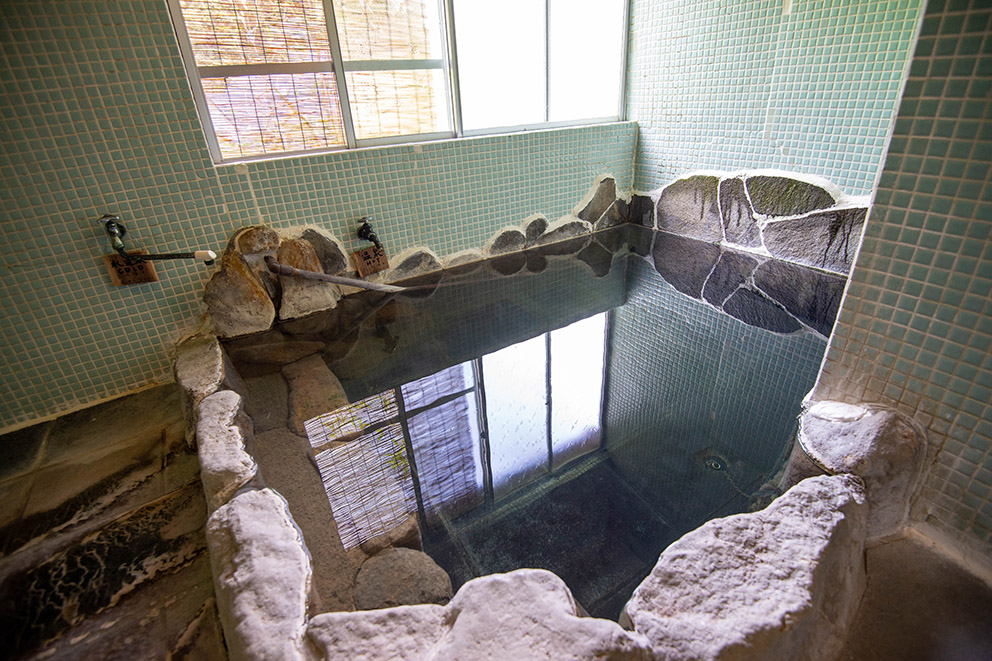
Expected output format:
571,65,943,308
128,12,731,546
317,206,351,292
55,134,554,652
704,455,726,472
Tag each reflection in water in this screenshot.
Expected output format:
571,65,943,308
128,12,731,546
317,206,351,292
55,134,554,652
229,226,826,620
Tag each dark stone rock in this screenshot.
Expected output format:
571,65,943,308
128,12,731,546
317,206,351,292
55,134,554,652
719,178,761,247
522,215,549,246
594,199,626,230
754,260,846,337
577,242,614,277
627,225,654,257
383,248,442,282
651,231,722,299
629,194,655,228
746,175,836,217
302,227,350,275
702,250,759,307
484,227,527,256
236,226,280,254
228,340,326,365
536,217,593,248
656,175,722,242
204,250,277,338
536,234,591,257
722,289,803,333
762,207,866,274
489,252,526,276
576,176,617,223
525,252,548,274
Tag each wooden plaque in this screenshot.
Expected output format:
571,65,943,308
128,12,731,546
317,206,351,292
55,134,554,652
352,246,389,278
103,251,158,285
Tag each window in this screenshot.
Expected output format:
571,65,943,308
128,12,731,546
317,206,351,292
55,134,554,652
305,313,608,549
167,0,628,162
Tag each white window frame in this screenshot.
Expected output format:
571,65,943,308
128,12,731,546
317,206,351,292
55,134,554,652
166,0,630,165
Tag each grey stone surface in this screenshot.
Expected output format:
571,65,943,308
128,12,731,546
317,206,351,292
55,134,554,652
253,427,358,612
722,288,803,334
522,214,549,246
354,547,453,610
483,226,527,256
376,247,442,283
797,402,927,539
206,488,311,661
651,231,722,299
624,475,868,661
576,175,617,223
656,174,722,242
236,226,280,254
762,207,866,274
442,248,483,269
359,512,422,555
174,333,224,446
577,241,615,277
196,390,258,512
628,194,655,228
277,238,342,320
282,354,349,436
203,250,276,338
0,420,50,483
308,568,651,660
594,199,626,230
702,250,758,307
244,372,290,433
228,340,326,365
746,175,836,217
536,216,593,247
301,226,350,275
719,177,762,247
754,260,846,337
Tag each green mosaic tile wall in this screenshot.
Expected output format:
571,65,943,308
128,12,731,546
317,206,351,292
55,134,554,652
0,0,635,431
626,0,923,195
814,0,992,548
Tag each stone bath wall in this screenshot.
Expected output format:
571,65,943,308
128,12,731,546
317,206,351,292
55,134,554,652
631,170,870,339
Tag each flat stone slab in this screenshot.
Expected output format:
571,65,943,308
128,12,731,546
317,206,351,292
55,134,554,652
207,488,311,661
656,174,722,242
754,260,845,337
762,207,866,274
702,250,758,308
722,288,803,334
282,355,349,436
746,175,836,217
719,177,761,247
651,231,722,299
308,568,651,660
624,475,868,661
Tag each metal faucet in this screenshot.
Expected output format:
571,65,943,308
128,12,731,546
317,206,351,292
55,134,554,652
99,214,216,266
357,217,384,252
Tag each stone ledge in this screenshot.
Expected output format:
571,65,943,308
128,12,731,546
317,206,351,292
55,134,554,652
196,390,258,512
623,474,868,661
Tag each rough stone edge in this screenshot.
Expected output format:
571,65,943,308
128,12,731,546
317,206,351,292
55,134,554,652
206,487,312,661
174,331,225,448
196,389,259,512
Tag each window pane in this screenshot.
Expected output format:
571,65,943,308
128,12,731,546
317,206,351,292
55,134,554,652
548,0,624,121
409,394,483,523
202,73,346,158
483,335,548,500
550,313,606,468
332,0,443,60
179,0,331,66
402,362,474,410
453,0,546,130
347,69,450,139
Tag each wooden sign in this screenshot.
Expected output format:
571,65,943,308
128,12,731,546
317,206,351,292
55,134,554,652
103,250,158,285
352,246,389,278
